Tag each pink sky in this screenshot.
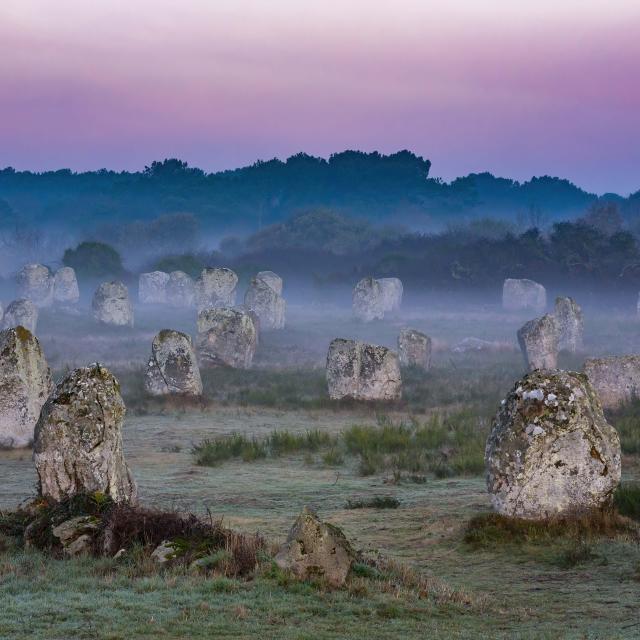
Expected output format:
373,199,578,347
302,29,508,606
0,0,639,194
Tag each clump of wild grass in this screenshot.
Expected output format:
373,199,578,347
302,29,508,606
614,483,640,521
606,400,640,454
345,496,400,510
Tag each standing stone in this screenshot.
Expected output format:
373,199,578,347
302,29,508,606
194,267,238,311
584,356,640,410
0,327,53,448
197,308,257,368
3,299,38,333
92,281,134,327
326,338,402,401
554,296,583,353
0,302,3,324
166,271,195,308
144,329,202,396
244,274,285,330
485,370,621,519
33,363,137,503
378,277,403,313
255,271,283,295
138,271,170,304
502,278,546,313
398,328,432,370
517,315,558,371
53,267,80,305
16,264,54,308
352,277,385,322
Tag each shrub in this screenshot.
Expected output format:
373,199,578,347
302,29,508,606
153,253,205,278
345,496,400,510
614,483,640,521
63,241,123,278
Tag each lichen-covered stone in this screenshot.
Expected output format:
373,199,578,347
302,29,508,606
352,277,385,322
554,296,583,353
53,267,80,304
197,308,257,368
502,278,546,313
194,267,238,311
138,271,169,304
584,355,640,410
378,277,403,313
517,314,558,370
485,370,621,519
16,264,54,308
166,271,195,308
144,329,202,396
33,364,137,503
274,507,355,587
0,326,53,448
244,275,285,330
3,299,38,333
398,328,431,369
92,281,134,327
52,516,99,557
326,338,402,401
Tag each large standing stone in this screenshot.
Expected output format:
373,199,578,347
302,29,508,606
485,370,621,519
554,296,583,353
584,356,640,410
326,338,402,401
255,271,283,295
16,264,54,308
398,328,432,370
166,271,195,308
274,508,355,587
244,274,285,330
53,267,80,305
352,277,385,322
0,327,53,448
194,267,238,311
3,299,38,333
502,278,546,313
33,363,137,503
144,329,202,396
138,271,170,304
92,281,134,327
517,314,558,371
378,277,403,313
197,308,257,368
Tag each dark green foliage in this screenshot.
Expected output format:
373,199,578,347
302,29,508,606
614,483,640,521
606,400,640,454
152,252,205,278
345,496,400,510
63,241,123,278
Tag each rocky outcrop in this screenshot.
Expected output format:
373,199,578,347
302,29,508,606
554,296,583,353
378,277,403,313
144,329,202,396
197,308,257,368
194,267,238,311
92,281,134,327
485,370,621,519
517,314,558,370
16,264,54,308
3,299,38,333
0,326,53,448
244,273,285,330
584,355,640,410
398,328,432,369
138,271,170,304
274,508,355,587
352,277,385,322
166,271,195,308
326,338,402,401
502,278,546,313
33,363,136,503
53,267,80,305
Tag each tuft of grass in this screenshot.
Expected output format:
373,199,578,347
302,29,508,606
345,496,400,510
606,400,640,454
551,540,601,569
192,435,267,466
614,483,640,521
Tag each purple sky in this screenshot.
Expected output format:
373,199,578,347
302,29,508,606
1,1,639,194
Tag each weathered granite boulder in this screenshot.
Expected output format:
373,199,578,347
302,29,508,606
52,516,99,557
326,338,402,401
517,314,558,371
244,275,285,330
194,267,238,311
502,278,546,313
256,270,283,295
378,277,403,313
144,329,202,396
485,370,621,519
352,277,385,322
53,267,80,305
33,363,137,503
3,299,38,333
398,328,432,369
138,271,169,304
166,271,195,308
274,508,355,587
0,326,53,448
554,296,583,353
584,356,640,410
92,281,134,327
16,264,54,308
197,308,257,368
